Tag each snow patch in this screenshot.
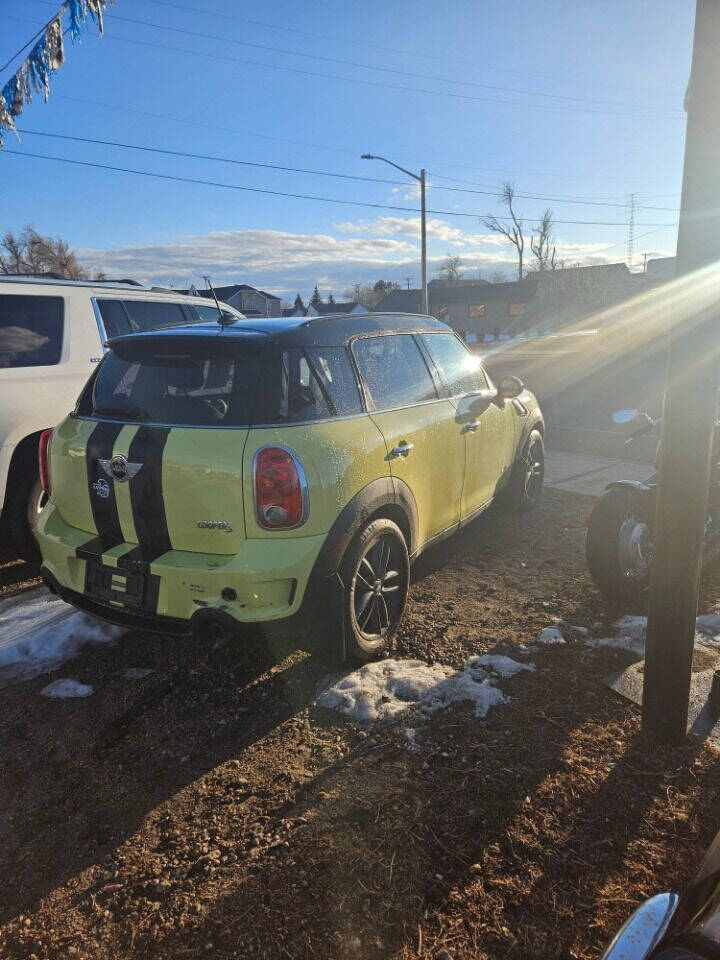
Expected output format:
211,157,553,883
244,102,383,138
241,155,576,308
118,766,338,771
537,626,566,646
0,589,121,687
585,633,646,657
583,613,720,658
40,678,94,699
468,654,536,678
316,657,506,724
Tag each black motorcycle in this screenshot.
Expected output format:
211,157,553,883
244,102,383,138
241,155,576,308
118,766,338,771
586,408,720,601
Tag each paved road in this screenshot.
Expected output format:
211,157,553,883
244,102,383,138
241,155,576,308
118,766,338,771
545,450,649,497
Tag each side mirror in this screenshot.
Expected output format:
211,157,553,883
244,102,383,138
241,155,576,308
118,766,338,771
612,408,639,424
498,375,524,399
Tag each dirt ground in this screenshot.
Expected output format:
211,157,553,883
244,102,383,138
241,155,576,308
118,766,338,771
2,488,720,960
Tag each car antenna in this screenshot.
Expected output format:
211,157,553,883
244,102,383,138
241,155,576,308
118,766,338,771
202,275,231,326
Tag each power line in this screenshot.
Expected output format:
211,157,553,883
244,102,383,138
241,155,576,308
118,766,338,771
16,128,412,187
2,147,679,227
51,89,676,187
96,10,684,116
436,180,679,211
9,13,685,186
0,4,62,73
104,14,686,120
141,0,681,101
587,225,669,255
23,6,685,120
13,128,682,212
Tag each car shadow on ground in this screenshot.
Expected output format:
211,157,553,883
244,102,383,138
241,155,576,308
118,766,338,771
0,627,331,926
3,488,720,958
121,644,720,960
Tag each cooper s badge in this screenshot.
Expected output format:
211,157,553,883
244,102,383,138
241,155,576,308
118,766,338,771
197,520,233,533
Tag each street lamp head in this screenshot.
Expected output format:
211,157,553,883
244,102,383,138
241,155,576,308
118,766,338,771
361,153,375,160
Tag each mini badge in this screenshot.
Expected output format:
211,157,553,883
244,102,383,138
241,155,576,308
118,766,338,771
92,478,110,499
98,455,143,483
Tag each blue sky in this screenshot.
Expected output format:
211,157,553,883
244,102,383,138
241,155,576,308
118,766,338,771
0,0,693,300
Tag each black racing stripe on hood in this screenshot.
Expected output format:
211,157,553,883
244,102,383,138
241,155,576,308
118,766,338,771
83,420,125,552
127,426,172,559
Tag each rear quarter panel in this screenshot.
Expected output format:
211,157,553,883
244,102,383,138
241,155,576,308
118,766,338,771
242,415,389,538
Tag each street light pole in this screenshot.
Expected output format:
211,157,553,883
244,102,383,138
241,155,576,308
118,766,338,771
361,153,428,315
420,168,428,314
642,0,720,744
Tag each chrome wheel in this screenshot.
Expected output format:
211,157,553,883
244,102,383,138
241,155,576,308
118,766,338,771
617,516,653,580
351,533,404,639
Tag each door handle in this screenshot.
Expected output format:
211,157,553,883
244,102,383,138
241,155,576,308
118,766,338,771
389,442,414,459
464,420,481,432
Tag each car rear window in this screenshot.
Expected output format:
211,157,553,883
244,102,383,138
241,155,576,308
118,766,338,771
77,339,264,426
253,347,363,423
0,294,64,368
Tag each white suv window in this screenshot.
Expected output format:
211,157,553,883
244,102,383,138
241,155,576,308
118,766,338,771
0,294,64,368
97,299,193,337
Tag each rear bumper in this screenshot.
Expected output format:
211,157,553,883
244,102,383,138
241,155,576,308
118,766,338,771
36,502,330,633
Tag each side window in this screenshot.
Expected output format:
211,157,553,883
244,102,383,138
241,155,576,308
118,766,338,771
122,300,190,333
353,334,437,412
98,299,196,337
256,347,362,423
97,299,131,338
185,302,239,324
421,333,488,396
0,295,64,368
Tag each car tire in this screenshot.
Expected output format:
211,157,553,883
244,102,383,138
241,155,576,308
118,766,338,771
504,428,544,511
339,517,410,665
7,476,46,563
586,486,652,602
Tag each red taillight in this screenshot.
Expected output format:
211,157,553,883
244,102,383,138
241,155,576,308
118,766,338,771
254,447,306,529
39,428,53,495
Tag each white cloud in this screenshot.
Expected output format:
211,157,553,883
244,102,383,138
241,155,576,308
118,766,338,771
78,222,674,298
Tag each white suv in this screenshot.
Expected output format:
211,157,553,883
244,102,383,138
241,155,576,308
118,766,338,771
0,276,245,559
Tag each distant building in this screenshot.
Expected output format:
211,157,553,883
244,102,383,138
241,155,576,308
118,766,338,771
373,260,676,341
282,300,364,317
373,278,536,341
372,288,423,313
183,283,281,318
645,256,676,283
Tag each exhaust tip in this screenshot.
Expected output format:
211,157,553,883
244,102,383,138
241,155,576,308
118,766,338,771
191,609,238,644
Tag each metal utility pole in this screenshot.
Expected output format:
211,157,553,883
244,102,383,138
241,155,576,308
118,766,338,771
642,0,720,744
361,153,428,314
628,193,636,269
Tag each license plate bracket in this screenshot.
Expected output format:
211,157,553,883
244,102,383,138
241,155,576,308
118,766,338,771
85,560,146,608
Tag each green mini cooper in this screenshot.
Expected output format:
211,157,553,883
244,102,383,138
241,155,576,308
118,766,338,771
36,312,544,663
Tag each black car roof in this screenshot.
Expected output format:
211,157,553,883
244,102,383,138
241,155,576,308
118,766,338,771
106,312,451,350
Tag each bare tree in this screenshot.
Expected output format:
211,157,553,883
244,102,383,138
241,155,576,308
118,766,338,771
488,268,509,283
482,183,525,281
0,225,89,279
343,283,378,307
530,208,556,271
438,254,463,280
